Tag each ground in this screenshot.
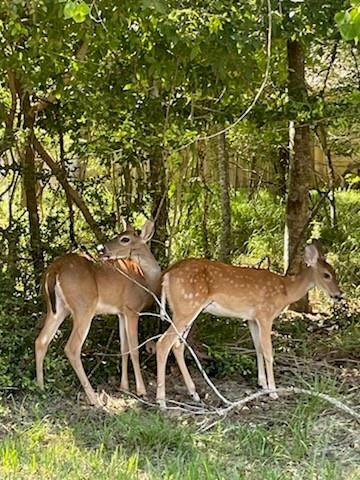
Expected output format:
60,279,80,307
1,304,359,479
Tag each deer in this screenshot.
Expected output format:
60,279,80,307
156,241,342,408
35,219,161,406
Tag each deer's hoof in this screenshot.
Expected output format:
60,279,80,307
157,399,167,410
192,392,200,402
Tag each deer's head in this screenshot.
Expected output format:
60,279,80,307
96,219,155,260
304,241,342,301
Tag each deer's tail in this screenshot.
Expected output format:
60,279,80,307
45,271,57,315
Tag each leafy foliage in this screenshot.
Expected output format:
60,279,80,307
335,1,360,42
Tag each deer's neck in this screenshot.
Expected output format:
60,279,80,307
284,267,314,305
132,251,161,294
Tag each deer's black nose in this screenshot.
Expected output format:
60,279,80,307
332,293,343,302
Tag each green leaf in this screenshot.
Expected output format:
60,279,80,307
208,15,223,34
63,1,76,20
77,1,90,17
335,8,360,41
63,0,89,22
73,11,87,23
340,21,359,41
350,6,360,22
334,11,345,26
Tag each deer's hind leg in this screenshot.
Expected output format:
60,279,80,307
248,319,266,389
156,311,200,408
257,315,278,399
35,296,69,389
64,305,98,405
171,324,200,402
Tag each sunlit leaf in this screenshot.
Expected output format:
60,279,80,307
63,1,76,20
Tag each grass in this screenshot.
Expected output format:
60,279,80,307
1,373,359,480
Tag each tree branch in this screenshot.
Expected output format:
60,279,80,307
33,136,105,243
320,40,338,97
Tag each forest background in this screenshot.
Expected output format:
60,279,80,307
0,1,359,479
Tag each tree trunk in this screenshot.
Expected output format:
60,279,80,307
316,125,337,226
198,140,211,258
284,40,311,312
22,93,44,286
149,149,168,267
59,123,77,248
217,124,231,262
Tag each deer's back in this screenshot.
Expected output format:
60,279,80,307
45,254,152,314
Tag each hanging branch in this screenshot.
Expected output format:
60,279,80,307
315,127,337,226
33,136,105,243
320,40,338,98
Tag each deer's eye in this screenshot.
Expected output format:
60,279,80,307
120,236,130,244
323,272,331,280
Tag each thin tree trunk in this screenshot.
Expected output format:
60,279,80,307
111,157,121,231
198,140,211,258
316,125,337,226
22,93,44,286
59,124,77,248
284,40,311,312
149,150,168,267
148,79,168,267
217,124,231,262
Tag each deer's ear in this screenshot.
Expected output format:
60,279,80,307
304,244,319,267
140,219,155,242
310,239,325,260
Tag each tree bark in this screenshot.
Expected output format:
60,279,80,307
22,93,44,286
217,124,231,262
284,40,311,312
